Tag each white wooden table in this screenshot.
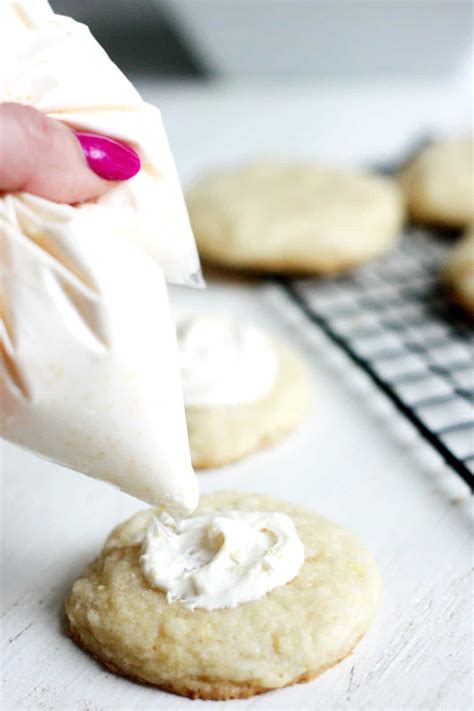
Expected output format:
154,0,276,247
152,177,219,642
1,79,472,711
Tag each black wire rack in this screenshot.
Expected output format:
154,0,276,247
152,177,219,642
277,227,474,489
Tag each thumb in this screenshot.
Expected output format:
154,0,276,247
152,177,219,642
0,103,140,204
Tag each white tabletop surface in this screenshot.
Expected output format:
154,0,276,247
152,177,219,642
1,79,472,711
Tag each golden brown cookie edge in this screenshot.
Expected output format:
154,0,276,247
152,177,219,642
68,622,360,700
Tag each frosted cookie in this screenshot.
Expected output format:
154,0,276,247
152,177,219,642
400,137,474,228
186,162,404,274
444,226,474,315
65,491,382,700
177,317,310,468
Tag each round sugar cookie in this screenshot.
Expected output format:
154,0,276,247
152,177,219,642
65,491,382,700
186,162,404,274
444,226,474,315
400,137,474,228
177,317,311,468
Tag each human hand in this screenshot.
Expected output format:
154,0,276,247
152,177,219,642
0,102,140,204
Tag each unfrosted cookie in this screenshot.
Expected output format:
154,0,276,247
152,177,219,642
65,491,382,700
400,137,474,228
444,226,474,315
186,162,404,274
177,317,310,468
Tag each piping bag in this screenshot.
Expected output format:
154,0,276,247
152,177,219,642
0,0,201,515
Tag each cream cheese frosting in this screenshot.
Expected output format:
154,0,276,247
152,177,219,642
0,0,199,514
177,317,279,407
140,510,305,609
1,198,198,514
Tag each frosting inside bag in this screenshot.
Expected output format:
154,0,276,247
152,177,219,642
0,0,199,514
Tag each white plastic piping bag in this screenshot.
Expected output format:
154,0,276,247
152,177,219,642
0,1,200,514
0,0,201,287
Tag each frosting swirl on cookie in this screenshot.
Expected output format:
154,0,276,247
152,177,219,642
177,317,278,407
140,510,304,609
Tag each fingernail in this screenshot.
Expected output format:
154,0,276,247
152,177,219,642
74,131,141,181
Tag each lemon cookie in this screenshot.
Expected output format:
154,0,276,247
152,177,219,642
444,226,474,315
400,137,473,228
186,162,404,274
177,317,310,468
65,491,382,700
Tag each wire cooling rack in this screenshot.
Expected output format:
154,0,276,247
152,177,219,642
277,228,474,489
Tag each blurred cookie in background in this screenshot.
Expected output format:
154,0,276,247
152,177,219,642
444,225,474,315
187,162,404,275
177,316,310,468
400,137,473,228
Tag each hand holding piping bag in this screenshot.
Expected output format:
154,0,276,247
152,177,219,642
0,0,200,515
0,102,141,203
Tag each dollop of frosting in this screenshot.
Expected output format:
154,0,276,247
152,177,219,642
177,317,278,407
140,510,304,609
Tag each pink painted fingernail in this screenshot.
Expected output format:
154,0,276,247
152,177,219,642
74,131,141,181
